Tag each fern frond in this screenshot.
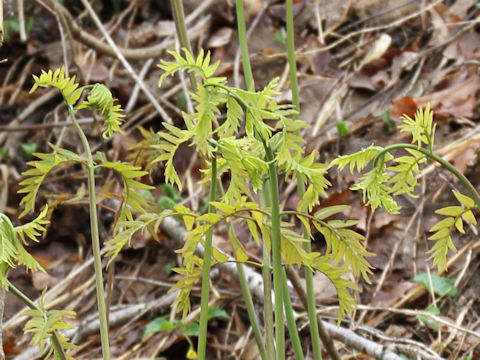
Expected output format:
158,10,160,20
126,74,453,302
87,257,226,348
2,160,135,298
18,145,84,217
152,122,194,190
104,212,161,267
351,166,400,214
312,258,358,323
282,151,330,212
100,161,153,235
185,85,226,155
30,67,82,106
0,213,19,269
216,137,267,201
387,148,426,197
23,292,76,357
15,206,50,245
399,103,435,150
77,84,125,138
330,144,386,174
313,219,374,282
158,48,225,87
428,190,477,270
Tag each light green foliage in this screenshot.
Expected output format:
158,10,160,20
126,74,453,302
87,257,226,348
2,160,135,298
77,84,124,138
30,67,82,106
111,49,373,322
413,272,458,297
428,190,476,269
0,208,46,286
23,291,76,359
30,66,124,139
18,145,84,217
331,105,477,271
399,103,435,150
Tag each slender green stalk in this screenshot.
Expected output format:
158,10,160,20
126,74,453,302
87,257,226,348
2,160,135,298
236,256,268,360
235,1,275,357
374,143,480,210
282,268,304,360
262,176,275,359
170,0,197,92
264,145,285,360
285,0,324,358
6,280,67,360
235,0,254,90
197,153,218,360
215,178,268,360
67,105,111,360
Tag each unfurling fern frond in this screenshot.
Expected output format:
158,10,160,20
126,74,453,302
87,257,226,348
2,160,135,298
23,291,76,359
30,67,82,106
18,145,85,217
428,191,477,270
30,68,124,139
77,84,125,138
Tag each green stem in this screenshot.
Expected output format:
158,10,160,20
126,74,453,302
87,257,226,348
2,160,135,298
236,259,268,360
67,105,110,360
285,0,324,358
234,3,274,356
197,153,217,360
261,176,276,359
215,179,267,360
6,280,67,360
265,145,285,360
235,0,254,90
281,268,304,360
170,0,197,92
374,143,480,211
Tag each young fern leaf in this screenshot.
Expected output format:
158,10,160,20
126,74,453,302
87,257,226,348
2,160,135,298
152,122,194,190
77,84,125,138
312,218,374,282
104,212,162,267
23,291,76,359
99,161,153,234
18,145,85,217
0,214,20,270
330,145,386,174
30,67,82,106
399,103,435,150
15,205,50,245
312,258,358,323
158,48,224,87
428,190,477,270
351,165,400,214
0,210,47,287
30,67,124,139
386,150,424,198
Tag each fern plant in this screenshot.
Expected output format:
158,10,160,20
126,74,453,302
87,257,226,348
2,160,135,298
331,104,480,270
13,66,152,359
109,49,371,359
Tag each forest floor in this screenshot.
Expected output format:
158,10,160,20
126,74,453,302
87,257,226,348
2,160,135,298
1,0,480,359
